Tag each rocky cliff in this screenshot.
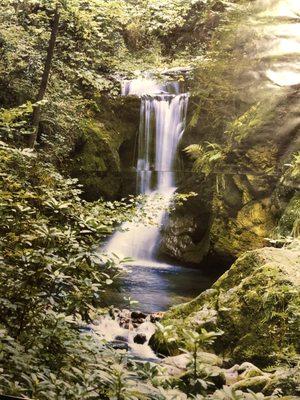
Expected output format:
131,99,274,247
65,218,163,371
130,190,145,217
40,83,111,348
151,243,300,369
70,95,140,200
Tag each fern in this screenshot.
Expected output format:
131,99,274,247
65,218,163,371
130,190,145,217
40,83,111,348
185,142,225,176
287,152,300,181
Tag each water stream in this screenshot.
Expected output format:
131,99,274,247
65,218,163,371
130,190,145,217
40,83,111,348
105,78,188,262
104,77,217,312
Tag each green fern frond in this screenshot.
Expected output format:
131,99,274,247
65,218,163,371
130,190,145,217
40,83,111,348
184,142,225,176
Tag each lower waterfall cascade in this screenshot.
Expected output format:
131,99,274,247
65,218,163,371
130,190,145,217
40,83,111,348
105,77,189,263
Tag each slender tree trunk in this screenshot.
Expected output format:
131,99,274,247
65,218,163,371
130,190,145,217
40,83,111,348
28,5,60,148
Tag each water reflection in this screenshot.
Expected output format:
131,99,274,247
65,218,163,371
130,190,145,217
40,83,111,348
107,262,220,313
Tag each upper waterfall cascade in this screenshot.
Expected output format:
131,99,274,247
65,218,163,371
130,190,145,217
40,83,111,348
105,77,189,262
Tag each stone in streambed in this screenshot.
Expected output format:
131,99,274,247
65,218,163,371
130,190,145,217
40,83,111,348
118,309,133,329
231,376,271,393
115,335,128,343
110,340,129,351
109,307,120,319
131,311,147,320
131,311,147,327
149,312,165,323
133,333,147,345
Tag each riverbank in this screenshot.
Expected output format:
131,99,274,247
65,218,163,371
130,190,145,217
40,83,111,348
91,243,300,399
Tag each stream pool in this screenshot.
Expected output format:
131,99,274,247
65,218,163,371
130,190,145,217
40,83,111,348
107,261,222,313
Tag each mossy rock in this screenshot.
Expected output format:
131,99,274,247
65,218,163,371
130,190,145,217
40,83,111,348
231,376,270,393
150,246,300,367
263,364,300,397
278,192,300,237
71,119,121,199
210,197,276,258
70,96,140,200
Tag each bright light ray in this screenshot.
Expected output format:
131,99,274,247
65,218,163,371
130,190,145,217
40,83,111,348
257,0,300,86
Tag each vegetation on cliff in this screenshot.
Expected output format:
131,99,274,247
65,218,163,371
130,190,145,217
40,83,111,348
1,0,235,198
161,0,300,264
0,0,299,399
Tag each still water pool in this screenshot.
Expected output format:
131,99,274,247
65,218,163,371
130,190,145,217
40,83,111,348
107,261,222,313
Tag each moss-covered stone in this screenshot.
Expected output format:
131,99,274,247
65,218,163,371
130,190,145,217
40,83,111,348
70,96,140,200
70,119,120,199
210,186,276,258
278,193,300,237
263,364,300,397
231,376,270,393
151,246,300,367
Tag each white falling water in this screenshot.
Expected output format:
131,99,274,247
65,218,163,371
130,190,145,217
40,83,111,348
121,78,161,97
105,78,189,263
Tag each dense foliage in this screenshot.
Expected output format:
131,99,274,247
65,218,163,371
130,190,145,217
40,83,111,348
0,0,232,157
185,1,299,187
0,0,299,399
0,139,137,397
0,147,270,397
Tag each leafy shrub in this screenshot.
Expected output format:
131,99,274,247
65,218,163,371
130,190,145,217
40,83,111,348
0,140,140,398
185,142,225,176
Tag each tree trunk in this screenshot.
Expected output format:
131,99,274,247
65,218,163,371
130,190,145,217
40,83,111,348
28,5,60,148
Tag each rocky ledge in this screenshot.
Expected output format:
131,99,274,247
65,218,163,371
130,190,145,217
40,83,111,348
149,243,300,397
86,244,299,398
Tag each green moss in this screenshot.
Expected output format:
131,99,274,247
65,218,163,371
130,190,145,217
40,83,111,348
278,193,300,237
210,198,276,258
151,247,300,367
70,119,120,199
148,323,182,356
165,289,219,321
70,96,140,200
231,376,270,393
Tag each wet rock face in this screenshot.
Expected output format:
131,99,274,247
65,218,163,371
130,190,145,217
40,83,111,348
151,245,300,367
158,81,300,266
209,175,278,258
159,169,279,265
159,174,214,264
70,95,140,200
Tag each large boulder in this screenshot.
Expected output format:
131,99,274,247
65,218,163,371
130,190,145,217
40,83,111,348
159,175,214,264
150,245,300,367
210,181,277,258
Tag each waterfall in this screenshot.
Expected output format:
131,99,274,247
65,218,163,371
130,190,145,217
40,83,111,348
105,78,189,263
